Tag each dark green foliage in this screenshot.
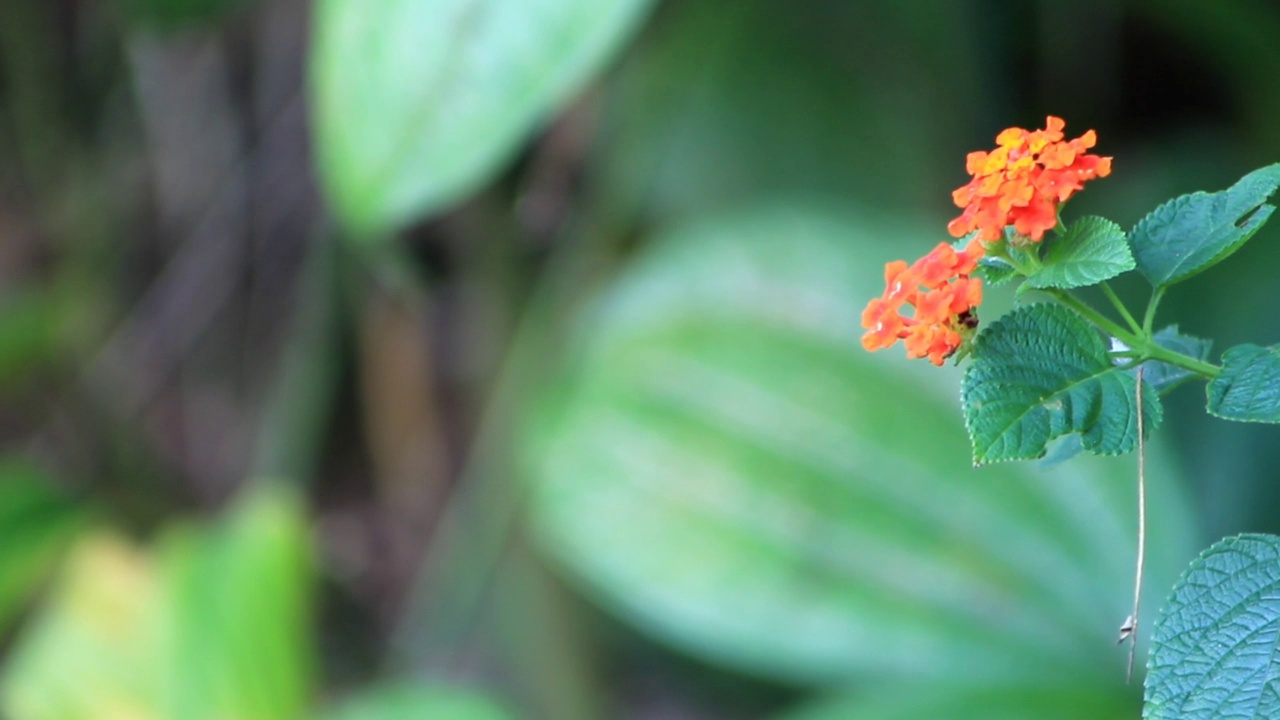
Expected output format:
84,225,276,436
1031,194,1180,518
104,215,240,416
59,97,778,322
962,304,1161,464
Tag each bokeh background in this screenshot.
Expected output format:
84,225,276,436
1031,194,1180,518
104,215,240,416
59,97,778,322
0,0,1278,718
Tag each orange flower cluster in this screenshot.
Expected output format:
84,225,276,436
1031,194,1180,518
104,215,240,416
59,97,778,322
863,117,1109,365
861,241,984,366
946,116,1111,242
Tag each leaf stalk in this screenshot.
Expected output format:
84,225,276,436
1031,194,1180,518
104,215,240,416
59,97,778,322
1047,289,1220,379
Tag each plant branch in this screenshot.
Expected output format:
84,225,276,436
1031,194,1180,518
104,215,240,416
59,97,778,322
1142,286,1166,335
1049,289,1221,379
1048,289,1139,347
1100,282,1142,334
1143,342,1221,379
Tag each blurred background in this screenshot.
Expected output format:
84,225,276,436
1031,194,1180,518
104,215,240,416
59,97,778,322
0,0,1279,718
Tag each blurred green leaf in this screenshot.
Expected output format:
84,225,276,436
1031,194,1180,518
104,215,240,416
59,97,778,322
1206,344,1280,423
519,205,1199,685
777,685,1134,720
0,291,61,390
322,683,514,720
0,486,313,720
0,459,84,633
124,0,252,26
311,0,654,237
597,2,983,226
1027,216,1134,290
1129,164,1280,288
962,303,1162,464
0,531,162,719
161,485,314,720
1143,533,1280,720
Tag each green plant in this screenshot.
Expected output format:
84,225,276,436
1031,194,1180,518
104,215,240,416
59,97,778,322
860,117,1280,718
7,0,1280,717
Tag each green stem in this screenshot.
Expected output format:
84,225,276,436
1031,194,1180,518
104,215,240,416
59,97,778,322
1100,282,1142,334
1049,289,1140,347
1142,286,1165,335
998,246,1037,278
1015,243,1044,273
1048,289,1221,379
1145,342,1221,379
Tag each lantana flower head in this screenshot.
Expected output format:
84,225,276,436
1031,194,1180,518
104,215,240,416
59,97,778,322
947,116,1112,242
861,240,984,366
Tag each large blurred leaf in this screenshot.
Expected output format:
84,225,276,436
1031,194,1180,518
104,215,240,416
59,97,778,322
311,0,653,237
160,485,313,720
1143,533,1280,720
0,486,312,720
0,532,161,719
322,683,513,720
777,685,1135,720
0,459,84,634
519,205,1199,685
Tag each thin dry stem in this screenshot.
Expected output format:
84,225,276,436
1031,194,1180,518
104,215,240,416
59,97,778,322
1126,367,1148,683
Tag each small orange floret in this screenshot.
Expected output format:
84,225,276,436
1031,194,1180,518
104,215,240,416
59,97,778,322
860,240,985,366
948,116,1111,243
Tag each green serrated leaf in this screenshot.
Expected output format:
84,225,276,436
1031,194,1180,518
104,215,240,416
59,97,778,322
1143,533,1280,720
975,257,1019,287
1130,163,1280,287
1027,216,1134,290
972,231,1021,287
962,303,1161,464
1141,326,1212,394
311,0,655,238
1206,344,1280,422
